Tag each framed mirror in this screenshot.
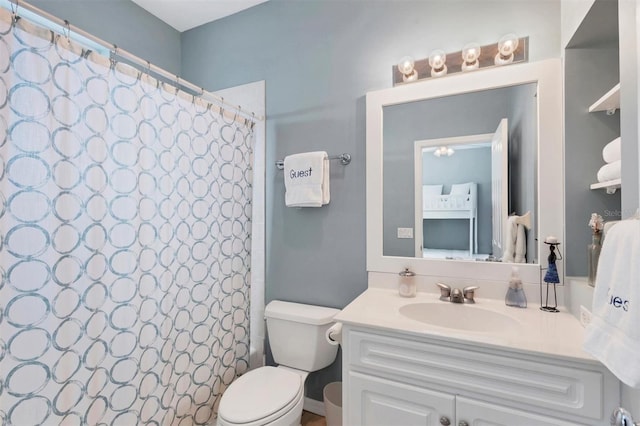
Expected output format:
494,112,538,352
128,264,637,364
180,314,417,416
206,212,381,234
366,59,563,284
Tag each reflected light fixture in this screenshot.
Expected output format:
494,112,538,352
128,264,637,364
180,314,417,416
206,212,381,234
495,33,519,65
433,146,455,157
397,56,418,82
428,50,447,77
461,42,481,71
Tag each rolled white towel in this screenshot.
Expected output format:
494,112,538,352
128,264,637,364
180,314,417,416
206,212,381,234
502,216,518,263
597,160,621,183
602,137,621,163
514,224,527,263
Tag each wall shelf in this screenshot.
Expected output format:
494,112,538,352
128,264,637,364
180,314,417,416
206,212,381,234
588,83,620,114
590,178,621,194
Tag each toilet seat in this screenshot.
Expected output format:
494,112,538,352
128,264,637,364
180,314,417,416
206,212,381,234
218,366,304,425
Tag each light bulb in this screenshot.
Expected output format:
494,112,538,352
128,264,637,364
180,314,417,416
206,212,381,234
495,34,519,65
433,149,441,157
461,42,481,71
397,56,418,82
428,50,447,77
446,147,455,156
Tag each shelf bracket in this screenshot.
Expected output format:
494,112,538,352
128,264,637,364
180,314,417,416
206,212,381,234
606,186,618,195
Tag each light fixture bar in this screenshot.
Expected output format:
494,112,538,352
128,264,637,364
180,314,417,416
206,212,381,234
392,36,528,86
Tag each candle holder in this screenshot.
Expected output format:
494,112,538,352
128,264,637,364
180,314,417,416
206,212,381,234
540,236,562,313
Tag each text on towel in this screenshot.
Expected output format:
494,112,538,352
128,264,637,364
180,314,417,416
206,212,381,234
289,167,313,179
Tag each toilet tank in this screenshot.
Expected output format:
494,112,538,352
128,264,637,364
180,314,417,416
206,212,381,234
265,300,340,372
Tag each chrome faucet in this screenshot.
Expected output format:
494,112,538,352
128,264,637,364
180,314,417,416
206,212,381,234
436,283,479,304
450,288,464,303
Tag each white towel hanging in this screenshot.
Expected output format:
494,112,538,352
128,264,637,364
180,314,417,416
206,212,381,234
583,218,640,388
283,151,330,207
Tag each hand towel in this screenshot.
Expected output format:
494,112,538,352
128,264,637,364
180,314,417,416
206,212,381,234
514,223,527,263
583,219,640,388
597,160,621,182
284,151,330,207
503,214,528,263
602,137,621,164
502,216,518,263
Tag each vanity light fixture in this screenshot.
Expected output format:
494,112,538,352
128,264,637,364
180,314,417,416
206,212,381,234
433,146,455,157
428,50,448,77
391,36,528,86
494,33,519,65
461,42,481,71
397,56,418,82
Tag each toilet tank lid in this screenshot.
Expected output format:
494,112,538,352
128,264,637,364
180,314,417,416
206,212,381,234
265,301,340,325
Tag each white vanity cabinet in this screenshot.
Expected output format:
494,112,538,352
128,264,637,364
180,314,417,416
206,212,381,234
342,325,620,426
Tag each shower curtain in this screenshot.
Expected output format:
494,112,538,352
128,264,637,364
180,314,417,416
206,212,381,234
0,10,253,425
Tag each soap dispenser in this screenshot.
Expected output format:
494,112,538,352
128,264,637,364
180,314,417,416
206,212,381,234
505,266,527,308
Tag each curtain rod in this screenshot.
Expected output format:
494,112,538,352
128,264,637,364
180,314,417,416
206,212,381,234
4,0,264,123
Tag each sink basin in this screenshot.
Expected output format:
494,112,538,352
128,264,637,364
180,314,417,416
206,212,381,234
398,303,518,333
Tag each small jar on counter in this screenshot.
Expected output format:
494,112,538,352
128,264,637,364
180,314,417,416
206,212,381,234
398,268,417,297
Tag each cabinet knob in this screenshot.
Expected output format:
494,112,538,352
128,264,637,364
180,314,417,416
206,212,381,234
458,421,469,426
439,416,451,426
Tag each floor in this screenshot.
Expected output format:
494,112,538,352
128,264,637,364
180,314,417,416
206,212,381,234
301,411,327,426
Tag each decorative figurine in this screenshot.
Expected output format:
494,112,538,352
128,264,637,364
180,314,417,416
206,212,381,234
540,236,562,312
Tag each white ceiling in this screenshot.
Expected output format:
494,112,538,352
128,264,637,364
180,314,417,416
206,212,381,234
131,0,269,32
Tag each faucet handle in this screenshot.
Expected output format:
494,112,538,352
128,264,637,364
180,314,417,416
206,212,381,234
436,282,451,301
463,286,479,303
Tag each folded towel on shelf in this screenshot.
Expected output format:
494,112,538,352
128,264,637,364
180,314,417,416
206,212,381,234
597,160,621,183
284,151,330,207
584,219,640,387
602,137,621,163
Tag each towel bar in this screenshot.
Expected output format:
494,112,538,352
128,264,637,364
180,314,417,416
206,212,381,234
275,153,351,170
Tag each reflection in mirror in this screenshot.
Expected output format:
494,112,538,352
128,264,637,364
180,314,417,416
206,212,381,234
416,127,505,260
383,83,538,263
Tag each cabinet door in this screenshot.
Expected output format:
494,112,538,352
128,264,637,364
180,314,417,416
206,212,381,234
348,372,455,426
456,396,583,426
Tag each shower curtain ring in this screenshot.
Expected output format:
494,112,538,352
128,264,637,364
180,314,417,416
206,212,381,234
63,20,71,41
175,75,181,95
10,0,19,25
110,45,118,69
219,97,225,116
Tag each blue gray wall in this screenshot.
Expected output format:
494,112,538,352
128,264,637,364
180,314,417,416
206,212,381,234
181,0,560,399
564,0,620,276
30,0,181,74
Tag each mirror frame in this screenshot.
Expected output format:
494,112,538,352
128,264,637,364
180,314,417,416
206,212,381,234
366,59,563,284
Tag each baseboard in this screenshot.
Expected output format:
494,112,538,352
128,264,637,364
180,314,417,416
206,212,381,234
303,397,325,416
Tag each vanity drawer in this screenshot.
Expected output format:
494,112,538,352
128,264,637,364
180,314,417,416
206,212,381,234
347,330,606,421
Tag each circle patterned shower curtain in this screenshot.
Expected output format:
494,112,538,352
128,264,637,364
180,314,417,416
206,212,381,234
0,9,253,425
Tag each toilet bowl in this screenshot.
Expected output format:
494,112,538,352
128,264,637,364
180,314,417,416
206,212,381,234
217,366,308,426
217,301,340,426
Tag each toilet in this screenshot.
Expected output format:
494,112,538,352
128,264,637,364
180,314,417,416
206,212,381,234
217,300,341,426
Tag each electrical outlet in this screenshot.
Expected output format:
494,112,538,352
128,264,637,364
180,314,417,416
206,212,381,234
580,305,592,328
397,227,413,239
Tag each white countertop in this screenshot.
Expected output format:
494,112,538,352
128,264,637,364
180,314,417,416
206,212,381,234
334,288,595,363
